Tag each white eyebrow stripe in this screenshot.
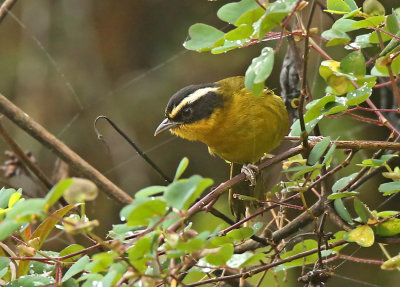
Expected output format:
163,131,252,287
169,87,219,118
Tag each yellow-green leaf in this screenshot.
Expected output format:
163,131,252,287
344,225,375,247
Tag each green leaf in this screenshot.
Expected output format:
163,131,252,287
379,181,400,196
183,24,224,52
177,238,204,252
101,270,118,287
174,157,189,181
354,198,373,223
322,141,337,165
304,94,336,122
45,178,73,209
281,240,318,267
128,236,151,261
346,84,372,106
328,230,348,252
363,0,385,16
343,0,358,10
308,137,331,165
90,252,116,273
7,192,21,208
32,204,77,249
0,220,21,241
376,210,399,218
135,186,165,198
205,244,234,266
289,118,321,137
0,257,10,279
59,244,85,262
17,204,78,276
62,255,90,282
352,16,385,28
346,34,373,49
373,54,400,76
340,51,366,76
326,0,351,13
126,198,167,226
217,0,260,25
387,13,400,34
0,188,21,209
332,18,358,32
334,199,353,224
328,191,359,199
369,27,392,43
379,32,400,57
376,218,400,237
332,173,357,193
6,198,46,222
235,8,265,26
7,275,55,286
211,39,247,54
128,237,152,272
245,47,274,97
211,235,234,246
225,24,254,41
227,252,265,268
344,225,374,247
381,254,400,270
258,0,297,39
226,227,254,241
165,175,213,210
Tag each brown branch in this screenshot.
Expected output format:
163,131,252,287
0,93,133,205
307,150,355,192
185,240,347,286
272,197,325,244
297,0,317,149
285,136,400,151
0,0,17,24
167,145,304,232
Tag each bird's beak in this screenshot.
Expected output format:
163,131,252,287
154,118,179,136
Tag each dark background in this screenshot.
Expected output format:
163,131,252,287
0,0,398,286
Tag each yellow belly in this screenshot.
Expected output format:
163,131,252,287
171,88,289,164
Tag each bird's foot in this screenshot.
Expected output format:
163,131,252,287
241,164,259,186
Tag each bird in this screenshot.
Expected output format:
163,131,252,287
154,76,289,217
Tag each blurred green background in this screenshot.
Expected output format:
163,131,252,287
0,0,399,286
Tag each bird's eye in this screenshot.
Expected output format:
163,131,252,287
182,107,192,118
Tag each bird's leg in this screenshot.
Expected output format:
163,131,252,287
241,164,259,186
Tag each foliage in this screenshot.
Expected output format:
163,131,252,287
1,0,400,286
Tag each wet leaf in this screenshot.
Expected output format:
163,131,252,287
184,24,224,52
344,225,375,247
245,47,274,97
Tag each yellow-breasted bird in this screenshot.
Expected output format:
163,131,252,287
155,76,289,217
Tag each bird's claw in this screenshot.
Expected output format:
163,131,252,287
241,164,259,186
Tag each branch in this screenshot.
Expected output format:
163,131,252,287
186,240,347,286
167,145,304,232
0,0,17,24
0,94,133,205
285,136,400,151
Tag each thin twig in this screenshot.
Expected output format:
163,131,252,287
0,93,133,205
298,0,318,150
94,116,172,183
185,240,347,286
